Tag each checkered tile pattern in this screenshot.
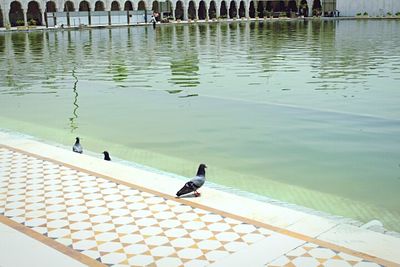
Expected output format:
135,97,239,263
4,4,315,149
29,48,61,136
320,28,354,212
0,147,273,266
266,242,382,267
0,147,384,267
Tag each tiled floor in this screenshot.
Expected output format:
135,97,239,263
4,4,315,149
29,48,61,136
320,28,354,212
0,146,384,267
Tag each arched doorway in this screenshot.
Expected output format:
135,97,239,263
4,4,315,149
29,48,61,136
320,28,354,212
270,1,284,12
0,7,3,27
256,1,263,17
198,1,206,20
175,0,184,20
9,1,24,26
27,1,42,25
220,1,227,18
79,1,90,11
138,1,146,10
94,1,105,11
46,1,56,12
287,0,297,13
124,1,133,10
238,1,245,18
151,1,159,14
300,0,308,16
64,1,75,11
111,1,120,10
208,1,216,19
249,1,255,18
312,0,321,16
228,1,236,18
188,1,196,20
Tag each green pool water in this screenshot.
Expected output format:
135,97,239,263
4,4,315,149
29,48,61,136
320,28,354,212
1,20,400,231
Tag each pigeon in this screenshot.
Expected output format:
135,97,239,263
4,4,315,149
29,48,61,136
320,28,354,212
72,137,83,153
103,151,111,161
176,164,207,197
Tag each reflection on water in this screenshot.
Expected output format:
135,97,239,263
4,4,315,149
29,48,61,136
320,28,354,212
1,20,400,231
69,68,79,133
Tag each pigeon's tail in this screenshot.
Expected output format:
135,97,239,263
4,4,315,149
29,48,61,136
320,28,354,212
176,182,197,197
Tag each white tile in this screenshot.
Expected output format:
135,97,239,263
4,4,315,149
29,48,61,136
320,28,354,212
144,236,169,246
170,237,195,248
155,257,182,267
101,253,126,265
128,255,154,266
98,242,123,253
318,224,400,264
177,248,203,259
292,257,320,267
211,233,304,266
150,246,175,257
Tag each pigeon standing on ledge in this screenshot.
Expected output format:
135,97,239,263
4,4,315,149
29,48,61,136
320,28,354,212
72,137,83,153
103,151,111,161
176,164,207,197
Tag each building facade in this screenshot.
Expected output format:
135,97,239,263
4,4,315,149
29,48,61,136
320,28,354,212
0,0,399,28
1,0,335,28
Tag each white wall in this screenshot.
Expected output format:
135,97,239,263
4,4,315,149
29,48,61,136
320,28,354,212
337,0,400,16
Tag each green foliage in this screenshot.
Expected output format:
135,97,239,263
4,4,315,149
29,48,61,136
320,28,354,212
395,12,400,16
28,19,37,26
363,12,368,16
386,12,392,16
16,20,25,26
356,13,362,16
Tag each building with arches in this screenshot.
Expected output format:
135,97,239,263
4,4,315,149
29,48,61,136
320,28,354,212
0,0,399,28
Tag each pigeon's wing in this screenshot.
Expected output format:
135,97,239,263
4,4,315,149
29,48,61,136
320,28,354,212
190,176,205,188
176,181,198,197
73,144,83,153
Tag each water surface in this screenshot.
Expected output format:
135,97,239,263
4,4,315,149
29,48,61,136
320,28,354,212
1,20,400,231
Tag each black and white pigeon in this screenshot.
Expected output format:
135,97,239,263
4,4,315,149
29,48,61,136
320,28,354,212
72,137,83,153
103,151,111,161
176,164,207,197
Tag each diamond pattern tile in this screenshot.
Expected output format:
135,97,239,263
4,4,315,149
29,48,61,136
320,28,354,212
0,147,385,267
266,242,382,267
0,147,271,266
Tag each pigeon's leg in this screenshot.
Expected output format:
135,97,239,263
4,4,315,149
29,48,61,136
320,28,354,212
194,191,201,197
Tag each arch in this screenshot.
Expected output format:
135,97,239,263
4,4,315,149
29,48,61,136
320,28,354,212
111,1,120,10
270,1,285,12
0,7,3,27
188,1,196,20
300,0,308,16
198,0,206,19
9,1,24,26
175,0,184,20
64,1,75,11
137,0,146,10
266,1,272,11
94,1,105,11
124,1,133,10
164,0,173,18
249,1,255,18
26,1,42,26
220,0,227,18
151,1,159,13
312,0,321,16
208,0,216,19
287,0,297,12
79,1,90,11
46,1,57,12
238,0,245,17
228,1,236,18
256,1,263,17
